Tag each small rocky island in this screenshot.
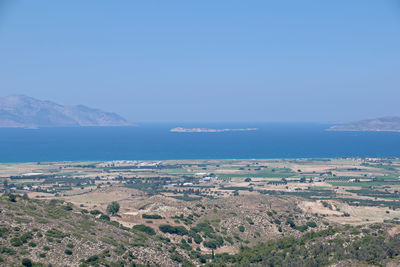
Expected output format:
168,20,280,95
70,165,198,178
328,116,400,132
170,127,258,133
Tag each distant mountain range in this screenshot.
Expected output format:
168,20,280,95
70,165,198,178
0,95,133,128
328,116,400,132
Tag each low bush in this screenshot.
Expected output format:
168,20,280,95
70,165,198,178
132,224,156,235
142,214,163,219
159,225,188,236
90,210,102,215
21,258,32,267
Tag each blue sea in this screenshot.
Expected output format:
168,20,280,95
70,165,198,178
0,123,400,163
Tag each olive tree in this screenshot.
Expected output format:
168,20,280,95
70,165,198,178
106,201,120,216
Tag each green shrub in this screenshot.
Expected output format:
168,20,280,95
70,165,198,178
21,258,32,267
90,210,101,215
159,225,188,236
180,242,192,251
238,226,245,232
62,204,73,211
11,237,23,247
352,229,361,235
171,253,183,262
245,218,254,225
132,224,156,235
20,232,33,243
191,221,214,235
189,231,203,244
142,214,163,219
0,246,16,255
8,194,17,202
109,221,120,227
86,255,99,263
203,236,224,249
286,219,296,228
46,228,69,239
295,225,309,232
225,236,233,244
65,249,73,255
0,227,9,238
306,221,317,228
99,214,110,221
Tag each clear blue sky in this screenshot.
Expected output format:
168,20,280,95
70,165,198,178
1,0,399,123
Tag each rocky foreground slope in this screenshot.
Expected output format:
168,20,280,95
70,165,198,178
2,193,400,266
0,194,179,266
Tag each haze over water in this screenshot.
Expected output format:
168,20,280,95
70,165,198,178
1,123,399,163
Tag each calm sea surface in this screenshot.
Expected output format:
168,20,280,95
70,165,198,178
0,123,399,163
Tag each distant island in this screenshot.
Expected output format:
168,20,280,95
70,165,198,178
170,127,258,133
0,95,133,128
328,116,400,132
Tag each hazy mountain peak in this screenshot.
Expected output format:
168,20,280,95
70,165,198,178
0,95,133,128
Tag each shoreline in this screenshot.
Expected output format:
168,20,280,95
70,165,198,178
0,156,397,165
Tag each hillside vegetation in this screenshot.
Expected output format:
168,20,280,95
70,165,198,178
0,194,180,266
2,193,400,266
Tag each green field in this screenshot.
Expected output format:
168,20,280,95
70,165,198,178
328,181,400,187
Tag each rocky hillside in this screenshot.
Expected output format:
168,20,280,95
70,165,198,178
0,95,132,128
2,193,400,266
0,194,184,266
328,116,400,132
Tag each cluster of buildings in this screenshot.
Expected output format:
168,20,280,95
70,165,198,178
199,176,219,183
100,160,162,168
166,174,220,188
